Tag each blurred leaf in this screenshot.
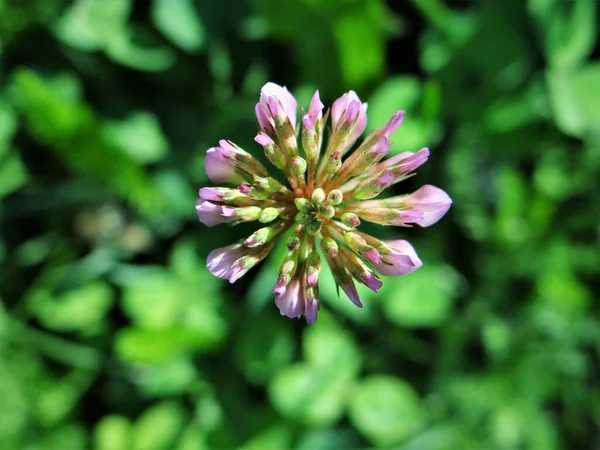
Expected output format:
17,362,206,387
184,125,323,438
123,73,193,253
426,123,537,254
0,365,28,448
547,64,600,138
135,357,196,397
35,371,94,427
116,326,220,364
54,0,174,71
296,427,358,450
0,151,29,198
10,69,162,211
381,264,458,327
348,375,423,446
53,0,132,51
333,2,387,87
133,402,186,450
234,317,296,384
151,0,205,53
368,76,442,153
268,362,353,427
27,281,113,333
105,31,176,72
177,423,209,450
239,423,293,450
0,100,16,157
531,0,597,69
103,112,169,164
302,313,362,376
94,415,133,450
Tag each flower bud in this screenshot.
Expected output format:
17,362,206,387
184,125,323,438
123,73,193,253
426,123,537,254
291,156,307,176
244,225,278,247
259,207,280,223
294,197,314,213
235,206,263,222
253,176,282,193
319,205,335,219
255,133,287,170
305,251,321,287
287,236,300,251
325,151,342,174
322,237,338,257
327,189,343,205
311,188,326,205
305,219,322,236
354,171,394,200
295,211,316,224
341,213,360,228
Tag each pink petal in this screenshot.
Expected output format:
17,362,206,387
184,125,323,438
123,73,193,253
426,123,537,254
274,279,304,318
380,110,405,138
260,82,298,128
196,201,234,227
374,240,423,276
207,244,245,280
304,297,318,324
405,185,452,227
199,187,222,202
204,148,242,184
307,90,324,119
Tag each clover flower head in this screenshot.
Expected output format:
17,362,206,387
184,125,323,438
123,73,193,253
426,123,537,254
197,82,452,324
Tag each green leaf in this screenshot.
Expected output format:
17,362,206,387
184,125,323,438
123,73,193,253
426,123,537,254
10,69,162,211
0,151,29,198
268,363,353,426
133,402,186,450
239,423,293,450
547,64,600,138
27,282,113,333
94,415,133,450
349,375,423,446
151,0,205,53
535,0,597,69
103,112,169,164
234,317,296,384
381,264,458,327
333,3,386,87
53,0,132,51
302,313,362,376
0,100,16,158
367,76,441,153
135,357,196,397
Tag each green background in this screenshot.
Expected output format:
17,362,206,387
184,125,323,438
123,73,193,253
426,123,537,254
1,0,599,448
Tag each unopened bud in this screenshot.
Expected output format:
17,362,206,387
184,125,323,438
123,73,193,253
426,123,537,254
287,236,300,251
302,126,318,161
306,251,321,287
295,211,316,224
244,225,277,247
344,232,369,253
319,205,335,219
247,187,270,200
253,176,282,193
235,206,262,222
327,190,343,205
259,207,280,223
291,156,307,176
294,198,314,213
305,219,322,236
354,171,394,200
322,237,338,257
341,213,360,228
311,188,326,205
325,151,342,174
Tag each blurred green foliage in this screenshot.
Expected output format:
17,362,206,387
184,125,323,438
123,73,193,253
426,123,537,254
1,0,599,448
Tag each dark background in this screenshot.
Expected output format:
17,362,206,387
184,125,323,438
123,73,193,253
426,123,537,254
0,0,599,448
